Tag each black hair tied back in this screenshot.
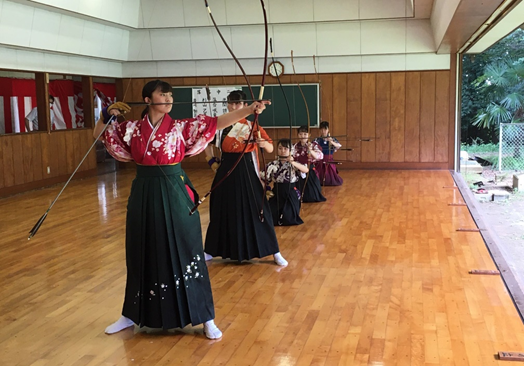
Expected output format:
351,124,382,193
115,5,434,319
141,79,173,118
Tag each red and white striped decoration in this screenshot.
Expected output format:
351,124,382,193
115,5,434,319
0,78,116,134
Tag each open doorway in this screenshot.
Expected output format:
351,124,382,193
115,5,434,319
459,26,524,309
93,78,117,175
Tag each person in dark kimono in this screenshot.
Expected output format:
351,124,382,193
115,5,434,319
314,121,343,186
264,138,309,226
293,126,326,202
203,90,288,266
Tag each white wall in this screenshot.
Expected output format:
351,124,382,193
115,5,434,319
0,0,130,62
123,18,447,77
127,19,437,61
0,45,122,77
430,0,460,50
0,0,450,78
137,0,414,29
123,53,450,78
15,0,140,28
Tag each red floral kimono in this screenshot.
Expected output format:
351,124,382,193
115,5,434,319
105,113,216,164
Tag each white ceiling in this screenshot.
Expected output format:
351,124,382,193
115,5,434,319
467,1,524,53
414,0,435,19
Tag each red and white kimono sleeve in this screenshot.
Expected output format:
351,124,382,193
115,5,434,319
103,114,217,164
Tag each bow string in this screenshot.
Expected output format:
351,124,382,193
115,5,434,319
27,78,136,239
269,38,293,224
291,51,312,207
191,0,270,221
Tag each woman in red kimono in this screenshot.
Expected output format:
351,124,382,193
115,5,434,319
203,90,288,266
93,80,269,339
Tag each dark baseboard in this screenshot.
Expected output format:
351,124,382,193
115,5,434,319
182,161,450,170
0,169,98,199
337,162,450,170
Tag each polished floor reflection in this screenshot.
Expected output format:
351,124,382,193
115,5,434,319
1,169,523,366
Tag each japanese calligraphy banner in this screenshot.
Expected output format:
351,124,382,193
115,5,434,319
191,87,241,118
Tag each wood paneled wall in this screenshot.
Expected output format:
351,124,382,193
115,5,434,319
0,130,97,198
0,68,454,197
119,69,455,170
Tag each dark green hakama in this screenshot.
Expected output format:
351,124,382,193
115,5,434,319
122,164,214,329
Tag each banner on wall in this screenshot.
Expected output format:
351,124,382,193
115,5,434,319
93,83,116,124
94,83,116,108
48,80,77,129
0,77,36,133
0,78,117,133
0,96,4,134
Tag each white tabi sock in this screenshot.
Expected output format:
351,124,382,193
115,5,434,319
204,319,222,339
273,252,288,266
105,316,134,334
204,252,213,261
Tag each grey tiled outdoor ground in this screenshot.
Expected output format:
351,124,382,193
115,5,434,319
462,168,524,301
478,193,524,294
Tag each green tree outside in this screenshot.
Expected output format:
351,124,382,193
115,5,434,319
461,28,524,145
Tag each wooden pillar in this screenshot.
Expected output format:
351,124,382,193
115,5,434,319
450,53,459,170
115,78,125,101
82,76,94,128
114,78,131,170
35,72,50,132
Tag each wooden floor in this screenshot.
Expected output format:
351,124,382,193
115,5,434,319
1,168,523,366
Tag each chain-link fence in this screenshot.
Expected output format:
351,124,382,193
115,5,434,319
499,123,524,171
